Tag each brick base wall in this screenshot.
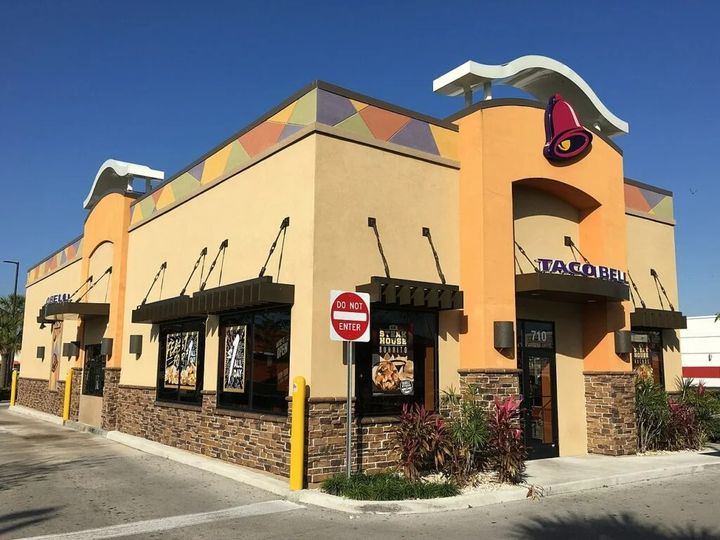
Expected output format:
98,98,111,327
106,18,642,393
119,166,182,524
305,398,400,484
16,378,63,417
584,371,637,456
101,368,121,431
458,368,521,410
115,386,291,477
69,369,83,421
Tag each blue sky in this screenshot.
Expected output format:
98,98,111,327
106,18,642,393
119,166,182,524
1,1,718,315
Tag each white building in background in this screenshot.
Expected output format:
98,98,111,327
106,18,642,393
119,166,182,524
681,316,720,388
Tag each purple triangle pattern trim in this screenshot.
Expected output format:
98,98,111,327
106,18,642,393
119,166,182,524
317,90,356,127
188,162,205,182
279,123,304,141
389,119,439,155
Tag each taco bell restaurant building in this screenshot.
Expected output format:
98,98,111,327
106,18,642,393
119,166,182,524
17,56,685,483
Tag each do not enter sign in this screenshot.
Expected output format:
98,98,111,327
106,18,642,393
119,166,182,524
330,290,370,342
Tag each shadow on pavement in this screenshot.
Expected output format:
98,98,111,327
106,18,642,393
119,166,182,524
0,455,113,492
513,512,719,539
0,506,62,537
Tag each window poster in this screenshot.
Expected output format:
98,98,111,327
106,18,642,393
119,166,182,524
223,325,247,393
49,322,63,391
372,324,414,396
164,331,199,390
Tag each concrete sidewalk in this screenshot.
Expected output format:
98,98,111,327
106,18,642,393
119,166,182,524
8,404,720,514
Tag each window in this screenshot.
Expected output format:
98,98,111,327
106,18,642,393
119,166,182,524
83,344,106,396
217,307,291,414
355,308,438,417
631,330,665,386
157,319,206,404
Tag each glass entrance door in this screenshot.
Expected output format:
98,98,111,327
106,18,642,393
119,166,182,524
517,320,559,459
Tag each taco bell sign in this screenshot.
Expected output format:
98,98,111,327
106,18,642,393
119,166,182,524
46,293,71,304
537,258,627,284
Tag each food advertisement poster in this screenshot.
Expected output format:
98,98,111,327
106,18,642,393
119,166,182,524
372,324,414,396
48,322,63,391
223,325,247,393
164,331,199,390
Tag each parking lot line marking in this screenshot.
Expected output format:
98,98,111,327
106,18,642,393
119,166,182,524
17,500,303,540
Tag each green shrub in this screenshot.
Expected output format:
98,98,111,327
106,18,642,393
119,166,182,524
444,398,490,487
635,375,669,452
321,473,459,500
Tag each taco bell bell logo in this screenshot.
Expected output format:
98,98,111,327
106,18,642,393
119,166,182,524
543,94,593,161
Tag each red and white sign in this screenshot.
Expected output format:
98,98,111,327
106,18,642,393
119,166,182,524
330,290,370,342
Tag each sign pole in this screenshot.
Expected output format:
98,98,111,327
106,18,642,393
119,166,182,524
346,341,352,479
329,290,370,480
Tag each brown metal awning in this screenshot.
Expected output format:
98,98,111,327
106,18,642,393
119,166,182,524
38,302,110,322
631,308,687,329
515,272,630,303
193,276,294,314
131,276,294,324
356,276,463,310
131,295,195,324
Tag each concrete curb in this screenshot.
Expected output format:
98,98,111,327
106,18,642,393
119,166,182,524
65,420,108,437
106,431,291,498
8,405,720,514
8,404,64,425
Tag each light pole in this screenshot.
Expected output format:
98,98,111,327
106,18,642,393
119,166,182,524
2,260,19,388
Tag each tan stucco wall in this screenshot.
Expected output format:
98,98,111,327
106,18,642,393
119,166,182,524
121,132,460,398
626,214,682,390
120,135,318,389
78,394,102,427
19,260,82,382
86,241,114,304
626,215,679,311
312,135,460,397
513,186,580,273
516,298,588,456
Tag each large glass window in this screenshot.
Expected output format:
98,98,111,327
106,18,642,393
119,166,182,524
217,307,291,414
355,308,438,417
156,319,206,405
631,330,665,386
83,344,106,396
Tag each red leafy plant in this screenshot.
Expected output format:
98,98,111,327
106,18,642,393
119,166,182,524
667,399,703,450
488,396,527,484
397,403,450,480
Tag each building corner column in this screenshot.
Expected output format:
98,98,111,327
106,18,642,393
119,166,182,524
101,367,121,431
584,371,637,455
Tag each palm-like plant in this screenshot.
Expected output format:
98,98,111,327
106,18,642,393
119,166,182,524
0,294,25,376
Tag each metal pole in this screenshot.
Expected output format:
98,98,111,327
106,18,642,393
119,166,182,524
346,341,352,479
2,260,19,388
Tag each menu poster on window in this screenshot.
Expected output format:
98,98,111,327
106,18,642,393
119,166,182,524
164,331,199,390
223,325,247,393
49,322,63,391
372,324,414,396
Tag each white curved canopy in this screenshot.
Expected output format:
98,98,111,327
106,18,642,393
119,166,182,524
83,159,165,209
433,55,629,137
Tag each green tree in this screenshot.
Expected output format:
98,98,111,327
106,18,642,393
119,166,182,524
0,294,25,387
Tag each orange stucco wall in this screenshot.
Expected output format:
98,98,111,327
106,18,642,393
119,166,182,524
455,103,630,372
78,193,133,369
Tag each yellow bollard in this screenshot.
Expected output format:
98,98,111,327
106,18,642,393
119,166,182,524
289,375,306,490
10,369,18,406
62,368,73,422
